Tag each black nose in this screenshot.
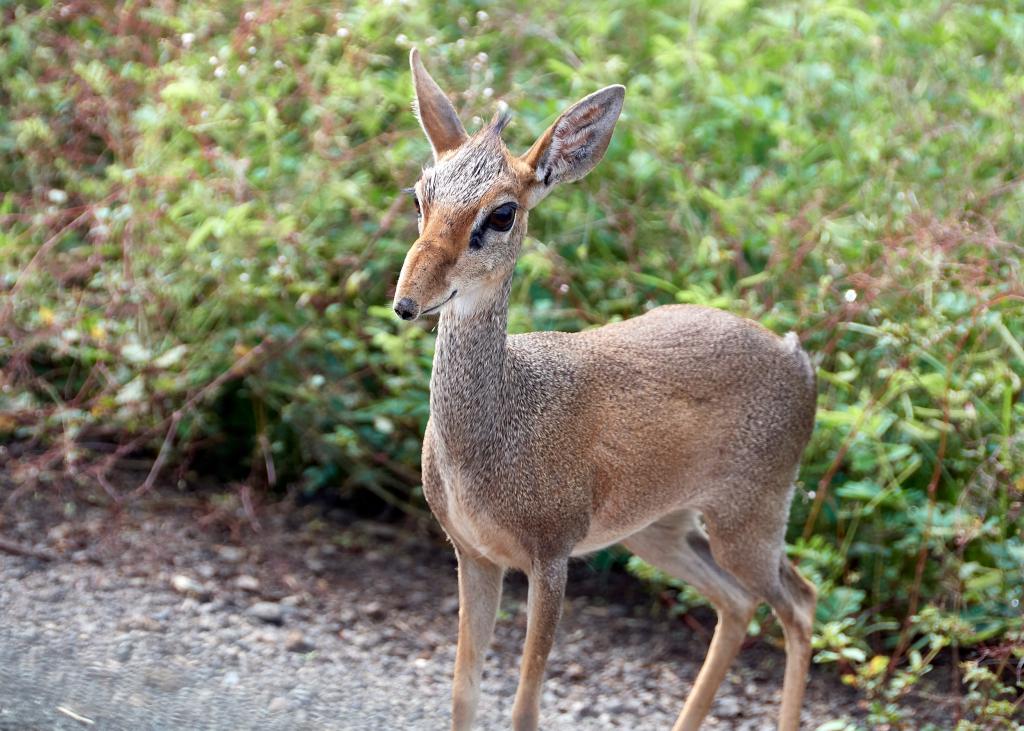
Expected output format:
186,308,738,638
394,297,417,321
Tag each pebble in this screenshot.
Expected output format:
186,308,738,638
115,641,134,662
171,574,211,601
715,694,742,718
235,574,260,592
247,601,285,625
118,614,162,632
284,631,315,653
198,599,225,615
564,662,586,681
37,587,67,603
350,631,382,650
267,696,288,713
738,721,775,731
216,545,246,563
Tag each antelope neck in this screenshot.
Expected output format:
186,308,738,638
429,278,514,452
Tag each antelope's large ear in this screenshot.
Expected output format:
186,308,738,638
410,48,468,159
520,85,625,208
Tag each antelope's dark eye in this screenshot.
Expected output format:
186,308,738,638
413,196,421,218
486,202,517,232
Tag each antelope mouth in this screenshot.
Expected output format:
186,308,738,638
421,289,458,316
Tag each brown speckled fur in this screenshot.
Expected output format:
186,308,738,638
396,49,819,731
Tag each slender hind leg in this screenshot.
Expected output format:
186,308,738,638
703,494,818,731
772,560,817,731
623,509,758,731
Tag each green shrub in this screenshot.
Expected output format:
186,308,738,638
1,0,1022,720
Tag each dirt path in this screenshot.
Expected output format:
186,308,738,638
0,490,862,730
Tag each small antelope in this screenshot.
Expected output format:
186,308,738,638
393,49,818,731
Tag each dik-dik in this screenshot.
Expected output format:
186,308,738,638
393,49,818,731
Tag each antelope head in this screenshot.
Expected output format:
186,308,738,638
393,48,624,321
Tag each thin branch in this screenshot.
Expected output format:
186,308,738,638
0,207,96,330
0,536,58,561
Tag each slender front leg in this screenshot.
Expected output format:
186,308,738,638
451,550,504,731
511,558,568,731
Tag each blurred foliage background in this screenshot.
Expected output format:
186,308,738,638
1,0,1022,725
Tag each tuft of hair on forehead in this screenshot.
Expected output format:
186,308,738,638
487,109,511,137
420,125,512,206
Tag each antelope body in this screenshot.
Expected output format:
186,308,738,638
394,49,818,731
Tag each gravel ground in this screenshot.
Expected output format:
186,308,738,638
0,489,864,730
